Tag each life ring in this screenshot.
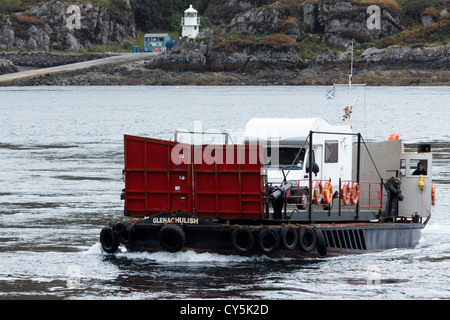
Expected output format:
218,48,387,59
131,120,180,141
313,181,323,204
230,228,254,253
298,227,317,252
100,226,119,253
323,181,334,205
157,224,186,253
280,226,298,250
115,221,135,245
431,184,436,206
341,182,351,205
257,228,280,254
350,182,360,205
315,229,327,257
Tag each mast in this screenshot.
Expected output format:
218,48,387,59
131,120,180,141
332,41,368,138
349,41,353,108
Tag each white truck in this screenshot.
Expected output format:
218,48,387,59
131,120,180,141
244,118,353,207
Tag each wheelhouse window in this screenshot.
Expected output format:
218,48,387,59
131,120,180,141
325,140,338,163
410,159,428,176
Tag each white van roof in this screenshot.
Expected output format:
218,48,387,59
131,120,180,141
244,118,351,145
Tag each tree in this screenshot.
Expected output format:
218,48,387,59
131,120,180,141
169,13,183,34
130,0,209,31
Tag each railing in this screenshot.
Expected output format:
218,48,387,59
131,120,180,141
275,130,387,221
286,179,382,209
341,180,382,209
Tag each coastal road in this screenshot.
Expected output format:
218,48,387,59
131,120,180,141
0,52,157,84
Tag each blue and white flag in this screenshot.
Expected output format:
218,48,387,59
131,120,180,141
326,89,335,99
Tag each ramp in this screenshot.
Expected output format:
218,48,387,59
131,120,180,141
122,134,265,220
0,52,157,84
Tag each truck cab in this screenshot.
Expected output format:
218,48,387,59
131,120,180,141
244,118,353,206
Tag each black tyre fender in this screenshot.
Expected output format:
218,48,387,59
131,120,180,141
315,229,327,257
114,221,135,246
280,226,298,250
100,226,119,254
257,228,280,254
230,227,254,253
298,227,317,252
157,224,186,253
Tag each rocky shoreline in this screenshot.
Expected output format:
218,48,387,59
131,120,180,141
0,58,18,75
2,63,448,87
0,42,449,86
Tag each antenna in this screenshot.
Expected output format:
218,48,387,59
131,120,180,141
349,41,353,109
343,42,355,123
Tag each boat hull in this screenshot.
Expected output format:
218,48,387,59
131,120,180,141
101,212,424,258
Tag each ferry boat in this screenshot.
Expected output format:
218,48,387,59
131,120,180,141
99,118,434,258
100,43,434,258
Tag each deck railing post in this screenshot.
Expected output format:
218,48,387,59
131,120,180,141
308,131,313,221
356,133,361,218
339,178,342,216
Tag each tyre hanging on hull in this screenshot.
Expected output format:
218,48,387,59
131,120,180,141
280,226,298,250
315,229,327,257
114,221,135,246
298,227,316,252
157,224,186,253
230,227,254,253
257,228,280,254
100,225,119,253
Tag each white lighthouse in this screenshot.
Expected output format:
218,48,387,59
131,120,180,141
181,4,200,39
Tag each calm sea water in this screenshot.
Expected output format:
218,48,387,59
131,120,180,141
0,86,449,301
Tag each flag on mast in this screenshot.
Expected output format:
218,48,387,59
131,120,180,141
326,89,335,99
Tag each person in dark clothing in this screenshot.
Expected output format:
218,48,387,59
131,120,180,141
413,162,427,175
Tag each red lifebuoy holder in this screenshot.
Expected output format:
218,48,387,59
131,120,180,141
323,181,333,204
350,182,360,205
313,181,323,204
341,182,351,205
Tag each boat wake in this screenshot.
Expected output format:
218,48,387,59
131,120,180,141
86,242,278,264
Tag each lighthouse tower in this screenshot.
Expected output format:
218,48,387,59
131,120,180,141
181,5,200,39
